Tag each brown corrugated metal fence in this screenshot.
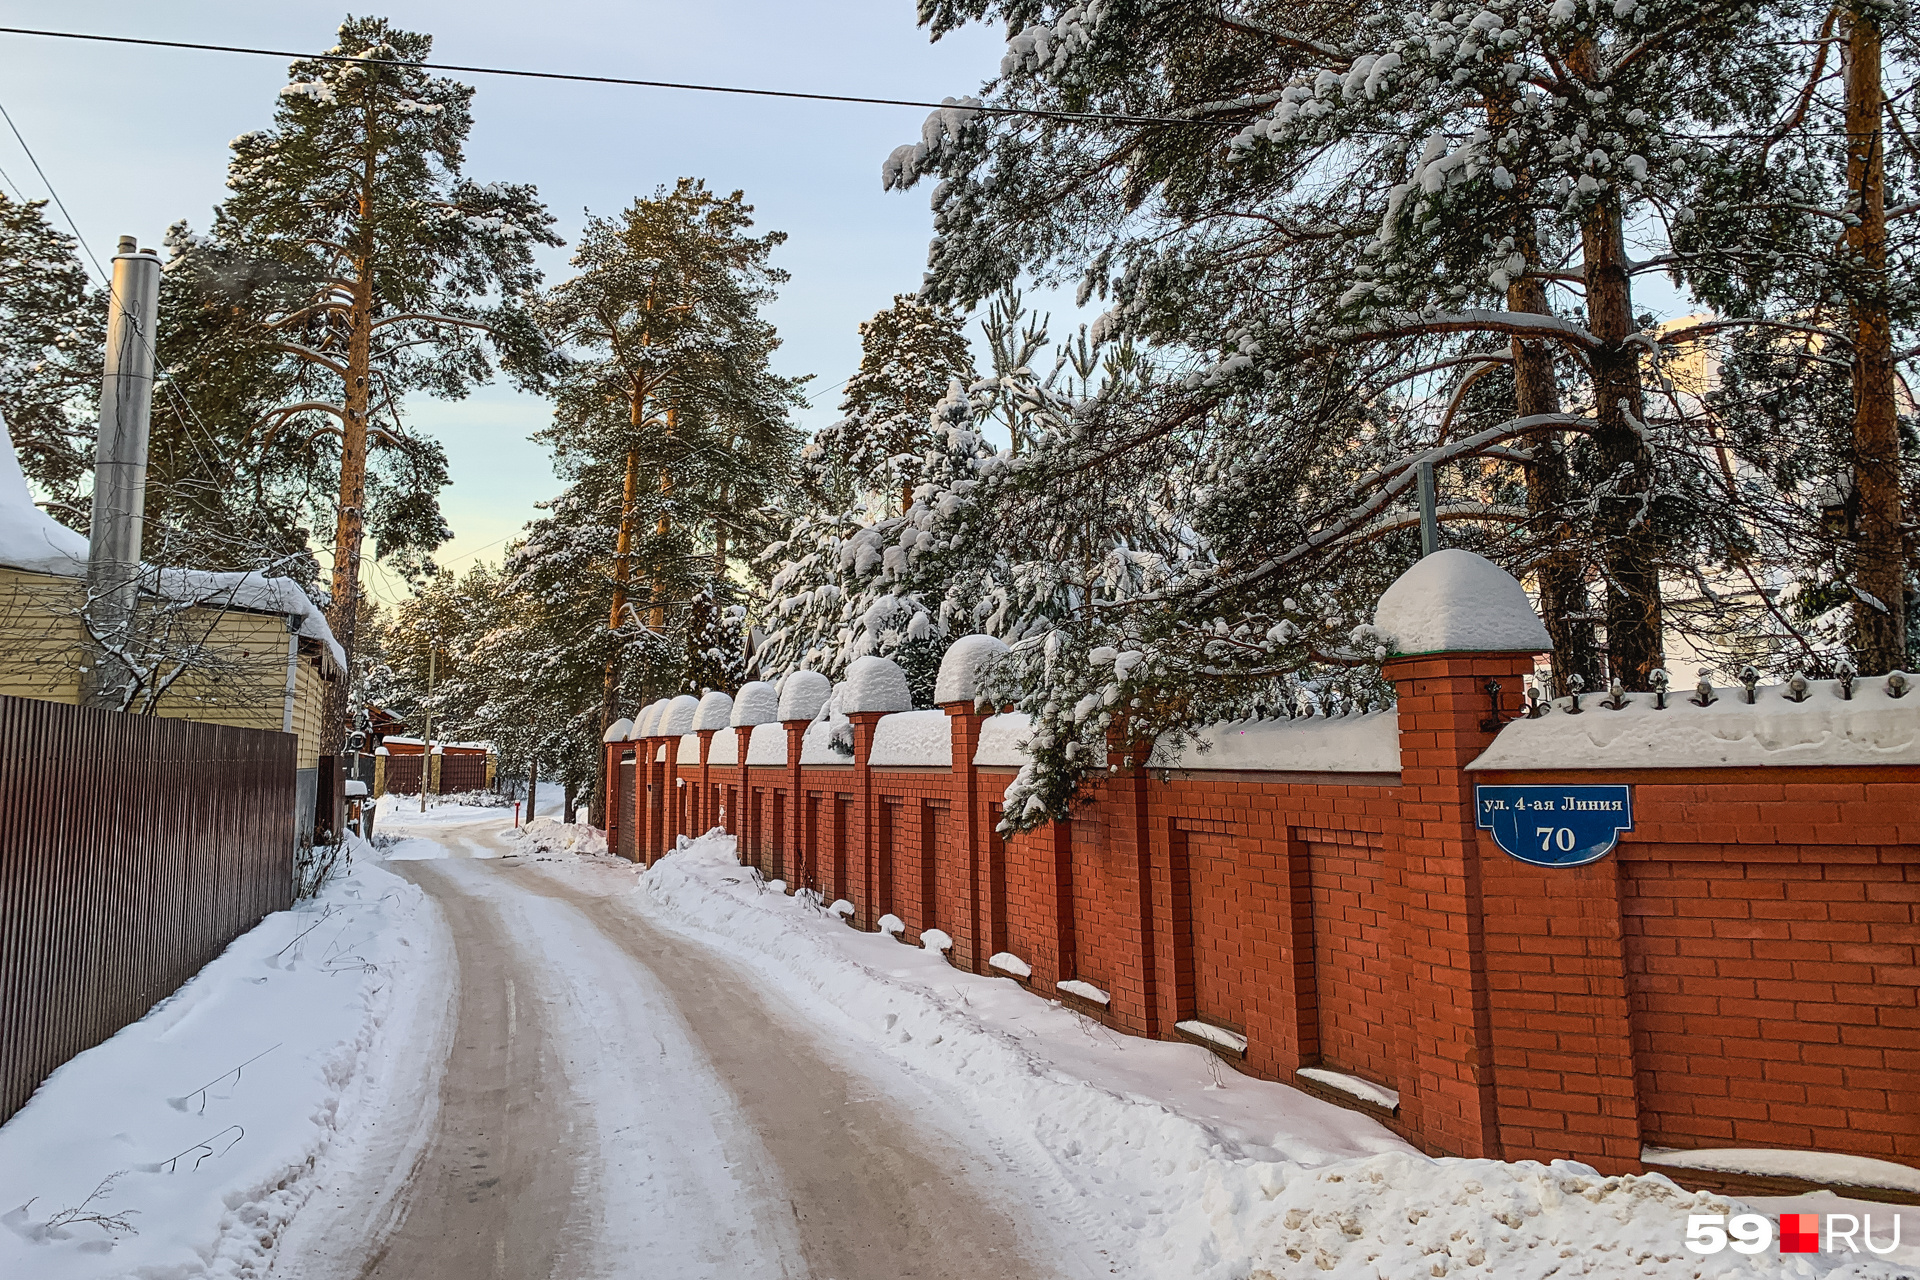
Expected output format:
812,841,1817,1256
0,695,296,1124
439,753,487,793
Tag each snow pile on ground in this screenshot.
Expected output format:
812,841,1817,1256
1472,676,1920,769
0,850,443,1280
513,814,609,858
624,834,1914,1280
1153,709,1400,773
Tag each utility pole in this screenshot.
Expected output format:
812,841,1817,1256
81,236,162,709
420,640,435,814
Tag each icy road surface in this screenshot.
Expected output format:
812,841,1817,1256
272,818,1079,1280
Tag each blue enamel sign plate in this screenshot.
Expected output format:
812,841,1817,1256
1474,785,1633,867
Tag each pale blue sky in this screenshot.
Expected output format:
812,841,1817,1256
0,1,1023,605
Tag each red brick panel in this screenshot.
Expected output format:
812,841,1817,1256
1171,830,1248,1034
1623,851,1920,1163
1306,831,1398,1089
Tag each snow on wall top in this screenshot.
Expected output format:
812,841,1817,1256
935,634,1008,705
1152,709,1401,773
869,709,952,767
730,681,779,726
974,712,1034,767
1373,549,1550,656
693,690,734,731
799,713,854,765
659,694,700,738
745,721,786,765
0,406,88,577
602,717,633,744
707,727,739,765
777,670,833,722
1471,677,1920,770
841,655,912,714
677,733,701,765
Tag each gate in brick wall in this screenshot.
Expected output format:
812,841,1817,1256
1,695,295,1123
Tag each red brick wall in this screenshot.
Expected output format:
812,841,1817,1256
605,674,1920,1187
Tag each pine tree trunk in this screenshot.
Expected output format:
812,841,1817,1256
1508,272,1598,691
649,404,675,632
1845,4,1907,673
321,131,379,754
1580,196,1665,686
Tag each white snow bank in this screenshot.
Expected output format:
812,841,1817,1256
840,655,912,714
1298,1066,1400,1111
987,951,1031,978
658,694,700,738
512,814,609,858
611,836,1904,1280
798,712,853,765
868,708,952,767
1177,1020,1249,1055
1374,548,1550,655
1057,978,1111,1006
707,728,738,766
1643,1146,1920,1193
729,681,779,727
935,633,1008,705
676,733,701,765
776,670,832,722
602,717,633,743
0,852,444,1280
1154,710,1400,773
744,722,787,766
974,712,1033,767
1472,677,1920,770
692,689,733,731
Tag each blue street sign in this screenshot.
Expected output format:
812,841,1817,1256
1474,785,1633,867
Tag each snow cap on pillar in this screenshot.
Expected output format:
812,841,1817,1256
602,717,634,743
632,700,665,739
729,681,780,726
659,693,700,737
776,669,833,722
692,690,734,731
934,634,1009,705
1373,548,1551,655
841,655,912,714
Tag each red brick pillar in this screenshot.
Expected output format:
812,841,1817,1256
696,730,715,834
1384,649,1536,1158
1096,732,1161,1037
944,704,987,971
732,726,754,854
662,734,684,853
602,741,621,850
783,720,808,892
848,711,884,928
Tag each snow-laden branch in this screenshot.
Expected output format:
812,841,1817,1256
367,312,501,336
1361,309,1600,351
273,341,349,376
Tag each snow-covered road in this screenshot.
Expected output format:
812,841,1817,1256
273,817,1077,1280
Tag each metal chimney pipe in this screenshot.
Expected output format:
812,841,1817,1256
1416,459,1440,557
82,236,163,709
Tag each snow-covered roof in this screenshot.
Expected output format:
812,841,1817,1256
0,406,88,577
1374,549,1550,656
707,728,738,766
1153,710,1401,773
841,655,912,714
1471,677,1920,770
730,681,779,727
156,568,345,672
745,721,787,765
677,732,701,765
935,634,1008,705
777,670,833,722
974,712,1033,768
659,694,700,738
602,717,634,743
868,709,952,767
693,690,734,731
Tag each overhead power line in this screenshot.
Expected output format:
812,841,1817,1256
0,26,1231,129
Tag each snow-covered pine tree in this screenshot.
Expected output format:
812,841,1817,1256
207,15,560,749
535,180,803,816
0,193,102,514
803,293,976,515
